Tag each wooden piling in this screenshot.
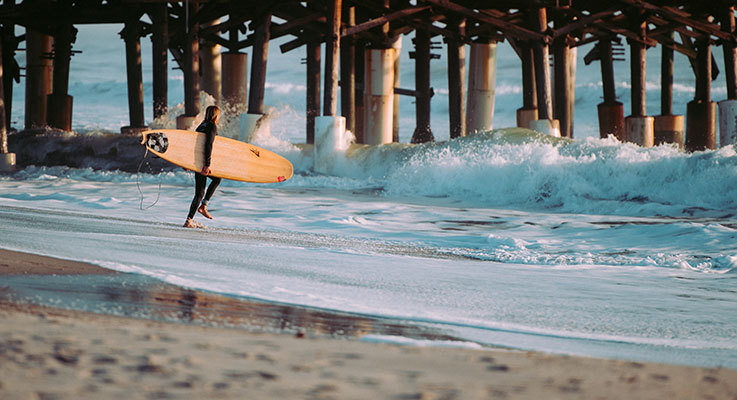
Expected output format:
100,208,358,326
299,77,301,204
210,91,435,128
306,41,321,144
554,35,573,138
24,30,53,129
2,4,14,130
721,7,737,100
150,3,168,119
686,37,717,151
46,24,74,131
248,12,271,115
340,5,356,134
597,39,625,141
354,39,365,144
655,32,683,147
0,35,14,172
183,1,200,117
323,0,341,116
392,36,402,143
0,38,6,152
340,8,356,134
530,8,552,121
221,51,248,108
660,32,674,116
447,17,466,139
629,37,647,117
121,20,146,132
411,29,434,143
516,41,537,128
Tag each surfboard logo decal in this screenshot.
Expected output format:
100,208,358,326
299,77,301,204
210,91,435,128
147,132,169,153
277,176,286,182
250,148,260,157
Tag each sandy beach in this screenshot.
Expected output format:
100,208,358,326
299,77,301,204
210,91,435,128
1,249,736,400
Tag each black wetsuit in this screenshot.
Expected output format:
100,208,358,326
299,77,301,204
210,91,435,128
187,120,222,219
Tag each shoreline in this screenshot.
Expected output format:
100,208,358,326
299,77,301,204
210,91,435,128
2,249,737,399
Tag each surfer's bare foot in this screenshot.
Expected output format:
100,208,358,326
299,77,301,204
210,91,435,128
183,218,196,228
198,204,213,219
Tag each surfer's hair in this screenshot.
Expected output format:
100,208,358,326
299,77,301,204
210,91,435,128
204,105,220,123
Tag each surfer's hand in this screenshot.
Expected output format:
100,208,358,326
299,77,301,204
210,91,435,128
201,166,211,176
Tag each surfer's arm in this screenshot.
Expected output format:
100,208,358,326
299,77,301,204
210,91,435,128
203,128,215,168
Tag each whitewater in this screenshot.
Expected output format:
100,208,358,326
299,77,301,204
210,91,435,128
1,25,736,369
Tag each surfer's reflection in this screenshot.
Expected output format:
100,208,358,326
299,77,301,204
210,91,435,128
184,105,222,228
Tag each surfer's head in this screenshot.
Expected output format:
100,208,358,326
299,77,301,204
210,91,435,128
204,105,220,124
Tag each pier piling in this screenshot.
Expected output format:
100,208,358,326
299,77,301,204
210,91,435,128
625,17,654,147
466,41,497,134
529,8,557,136
411,29,434,143
719,7,737,147
200,19,221,104
686,37,717,151
24,30,53,130
0,38,14,171
150,4,168,119
447,17,466,139
655,33,684,147
46,24,74,132
596,39,625,141
120,20,147,135
240,11,271,141
364,48,394,145
176,0,200,130
306,42,320,144
340,5,356,136
516,41,538,129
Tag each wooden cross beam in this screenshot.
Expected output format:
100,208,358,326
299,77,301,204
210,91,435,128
616,0,736,44
342,5,430,37
422,0,550,43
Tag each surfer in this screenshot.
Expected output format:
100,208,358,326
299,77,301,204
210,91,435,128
184,105,222,228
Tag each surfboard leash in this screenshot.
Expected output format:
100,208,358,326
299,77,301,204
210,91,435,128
136,147,163,210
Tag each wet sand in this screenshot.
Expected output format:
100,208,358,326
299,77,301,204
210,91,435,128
1,249,736,399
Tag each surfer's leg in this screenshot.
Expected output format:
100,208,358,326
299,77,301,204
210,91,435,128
203,177,222,204
187,173,207,221
198,177,221,220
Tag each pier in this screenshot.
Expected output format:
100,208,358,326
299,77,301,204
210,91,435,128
0,1,736,172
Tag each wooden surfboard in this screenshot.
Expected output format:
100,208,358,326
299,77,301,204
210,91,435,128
141,129,293,183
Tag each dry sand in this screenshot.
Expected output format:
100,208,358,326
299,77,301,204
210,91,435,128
1,249,736,399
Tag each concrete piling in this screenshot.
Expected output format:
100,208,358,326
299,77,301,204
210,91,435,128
718,100,737,147
466,41,497,134
200,19,221,104
363,48,394,145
